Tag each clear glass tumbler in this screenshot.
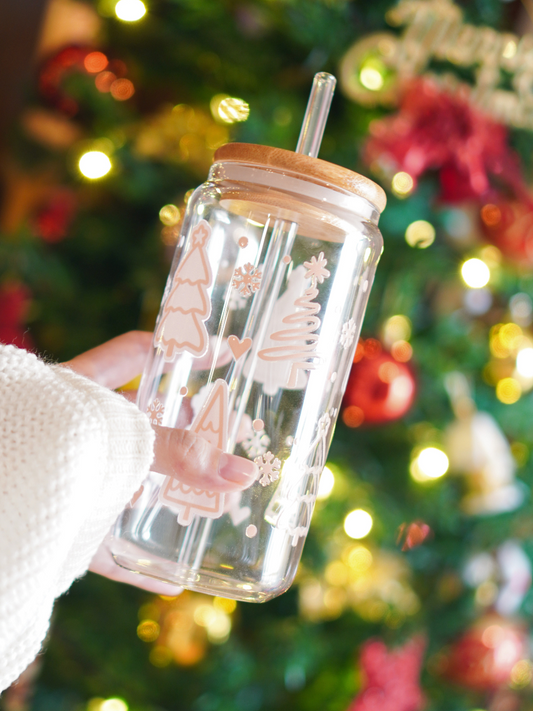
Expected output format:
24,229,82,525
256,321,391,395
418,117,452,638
111,143,386,602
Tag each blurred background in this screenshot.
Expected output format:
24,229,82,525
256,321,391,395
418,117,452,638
4,1,533,710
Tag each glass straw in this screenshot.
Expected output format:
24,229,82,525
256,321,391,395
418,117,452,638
295,72,336,158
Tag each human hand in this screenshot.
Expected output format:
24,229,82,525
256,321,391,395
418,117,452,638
64,331,258,593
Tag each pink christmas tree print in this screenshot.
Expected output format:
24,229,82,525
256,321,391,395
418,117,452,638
250,265,309,395
155,219,213,362
257,253,330,391
159,379,229,525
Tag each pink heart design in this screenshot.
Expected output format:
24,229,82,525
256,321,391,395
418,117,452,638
228,335,252,360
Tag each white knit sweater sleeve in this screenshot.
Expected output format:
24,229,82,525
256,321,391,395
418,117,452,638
0,344,155,693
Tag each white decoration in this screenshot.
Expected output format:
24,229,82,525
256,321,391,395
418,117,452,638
340,318,356,350
265,407,335,546
254,451,282,487
242,428,271,458
445,410,523,514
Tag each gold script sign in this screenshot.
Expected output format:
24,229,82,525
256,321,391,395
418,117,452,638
339,0,533,130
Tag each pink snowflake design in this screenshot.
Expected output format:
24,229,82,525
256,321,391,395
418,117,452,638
254,451,282,487
303,252,330,284
232,263,262,297
147,398,164,426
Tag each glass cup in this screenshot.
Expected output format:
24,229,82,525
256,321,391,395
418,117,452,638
111,143,386,602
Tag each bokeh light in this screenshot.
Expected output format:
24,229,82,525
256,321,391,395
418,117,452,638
383,314,411,345
391,340,413,362
511,659,533,688
193,604,231,643
378,360,399,383
490,322,524,359
115,0,146,21
345,544,373,572
325,560,349,586
95,71,116,92
213,596,236,613
496,377,521,404
410,447,449,482
101,700,128,711
391,172,414,197
317,465,335,500
480,203,501,227
217,97,250,123
79,151,112,179
137,620,160,642
479,245,502,268
510,293,533,324
516,348,533,378
344,509,373,539
481,624,504,648
342,405,364,428
359,66,384,91
159,204,181,226
111,78,135,101
461,258,490,288
405,220,435,248
84,51,108,73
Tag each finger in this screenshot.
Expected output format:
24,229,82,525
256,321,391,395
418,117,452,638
191,337,233,371
89,541,183,595
64,331,152,389
152,425,258,492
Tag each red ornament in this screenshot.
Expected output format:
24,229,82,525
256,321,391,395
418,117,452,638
348,637,425,711
443,615,528,691
38,45,131,116
0,282,33,350
479,200,533,266
342,340,416,426
364,78,529,205
38,45,91,116
33,189,77,243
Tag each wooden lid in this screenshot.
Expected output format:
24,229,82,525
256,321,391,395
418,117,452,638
213,143,386,214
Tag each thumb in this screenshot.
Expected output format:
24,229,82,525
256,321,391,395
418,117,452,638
151,425,258,493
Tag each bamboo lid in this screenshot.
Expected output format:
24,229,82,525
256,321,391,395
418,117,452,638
213,143,386,214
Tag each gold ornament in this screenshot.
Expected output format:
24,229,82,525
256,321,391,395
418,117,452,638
339,0,533,130
299,544,420,625
134,104,229,175
136,591,237,667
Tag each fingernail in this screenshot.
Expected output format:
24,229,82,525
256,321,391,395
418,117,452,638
218,453,258,485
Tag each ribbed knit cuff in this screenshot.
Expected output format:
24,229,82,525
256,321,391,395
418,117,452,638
50,366,155,596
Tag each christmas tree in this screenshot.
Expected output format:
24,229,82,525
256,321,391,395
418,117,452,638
5,1,533,711
155,220,213,361
257,251,329,390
